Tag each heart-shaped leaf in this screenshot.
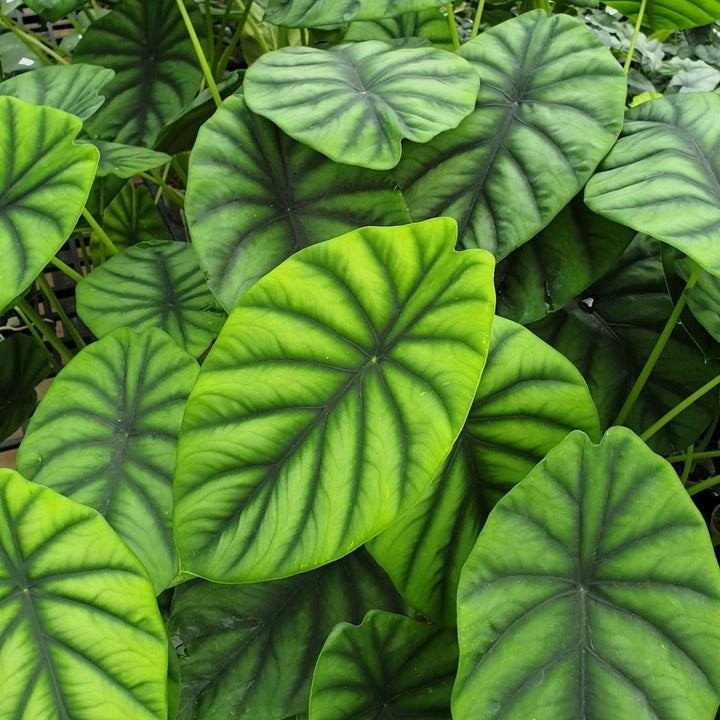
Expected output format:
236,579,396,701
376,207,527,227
88,140,171,178
345,7,454,50
604,0,720,30
16,328,199,593
174,218,495,583
76,241,226,357
368,316,600,626
394,10,626,258
454,427,720,720
185,92,411,310
244,42,479,170
585,92,720,278
496,196,636,325
263,0,446,27
310,610,457,720
0,334,51,442
23,0,87,22
531,235,720,453
0,468,168,719
73,0,203,147
0,97,98,313
0,64,114,121
168,551,404,720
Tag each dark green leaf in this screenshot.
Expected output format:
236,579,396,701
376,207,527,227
185,92,411,310
345,7,454,50
454,427,720,720
676,257,720,344
173,218,495,582
23,0,87,22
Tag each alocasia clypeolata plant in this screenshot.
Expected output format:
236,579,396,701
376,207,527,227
1,1,720,719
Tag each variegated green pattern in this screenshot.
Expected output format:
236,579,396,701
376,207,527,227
345,7,454,50
0,469,167,719
244,42,479,170
604,0,720,30
395,11,626,258
16,328,198,593
174,218,495,583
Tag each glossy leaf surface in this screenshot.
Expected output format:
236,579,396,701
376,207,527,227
345,8,454,50
263,0,446,27
603,0,720,30
244,42,479,170
23,0,86,22
310,610,457,720
531,236,720,453
185,92,410,310
0,469,167,719
0,64,114,121
77,241,226,357
17,328,199,593
73,0,203,147
0,97,98,313
174,218,495,583
586,93,720,277
369,316,600,625
89,141,171,178
454,427,720,720
395,11,626,257
168,551,404,720
0,334,51,442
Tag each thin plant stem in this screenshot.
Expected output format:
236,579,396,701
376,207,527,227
623,0,649,72
140,172,185,209
171,157,189,185
235,0,268,55
81,208,118,257
688,474,720,497
204,0,214,57
81,7,96,24
666,449,720,463
36,274,86,350
4,14,70,64
211,0,235,71
13,305,62,372
445,4,460,50
680,444,694,487
641,372,720,442
50,256,83,284
153,163,172,205
215,8,250,79
14,298,73,364
471,0,486,38
89,0,101,18
66,13,85,34
0,15,55,65
175,0,223,108
614,264,703,426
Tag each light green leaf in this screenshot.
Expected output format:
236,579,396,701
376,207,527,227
16,328,199,593
0,468,168,719
369,316,600,626
454,427,720,720
169,551,404,720
76,241,226,357
496,196,636,325
604,0,720,30
585,93,720,278
174,218,495,583
0,97,98,313
395,10,626,258
676,257,720,344
531,235,720,453
73,0,203,147
88,140,171,178
0,334,51,442
0,64,114,121
23,0,87,22
263,0,446,27
310,610,457,720
345,7,454,50
185,92,411,310
244,42,479,170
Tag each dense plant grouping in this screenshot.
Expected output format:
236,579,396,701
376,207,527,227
1,0,720,718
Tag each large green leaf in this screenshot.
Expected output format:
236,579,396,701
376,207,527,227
368,316,600,626
263,0,446,27
244,42,479,170
453,427,720,720
185,92,411,310
0,64,114,121
531,235,720,453
174,218,495,583
23,0,87,22
394,10,626,258
0,97,98,313
676,257,720,344
496,197,636,325
16,328,199,593
73,0,203,147
585,93,720,278
76,241,226,357
310,610,457,720
0,468,167,719
168,551,404,720
344,7,454,50
0,334,51,442
603,0,720,30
